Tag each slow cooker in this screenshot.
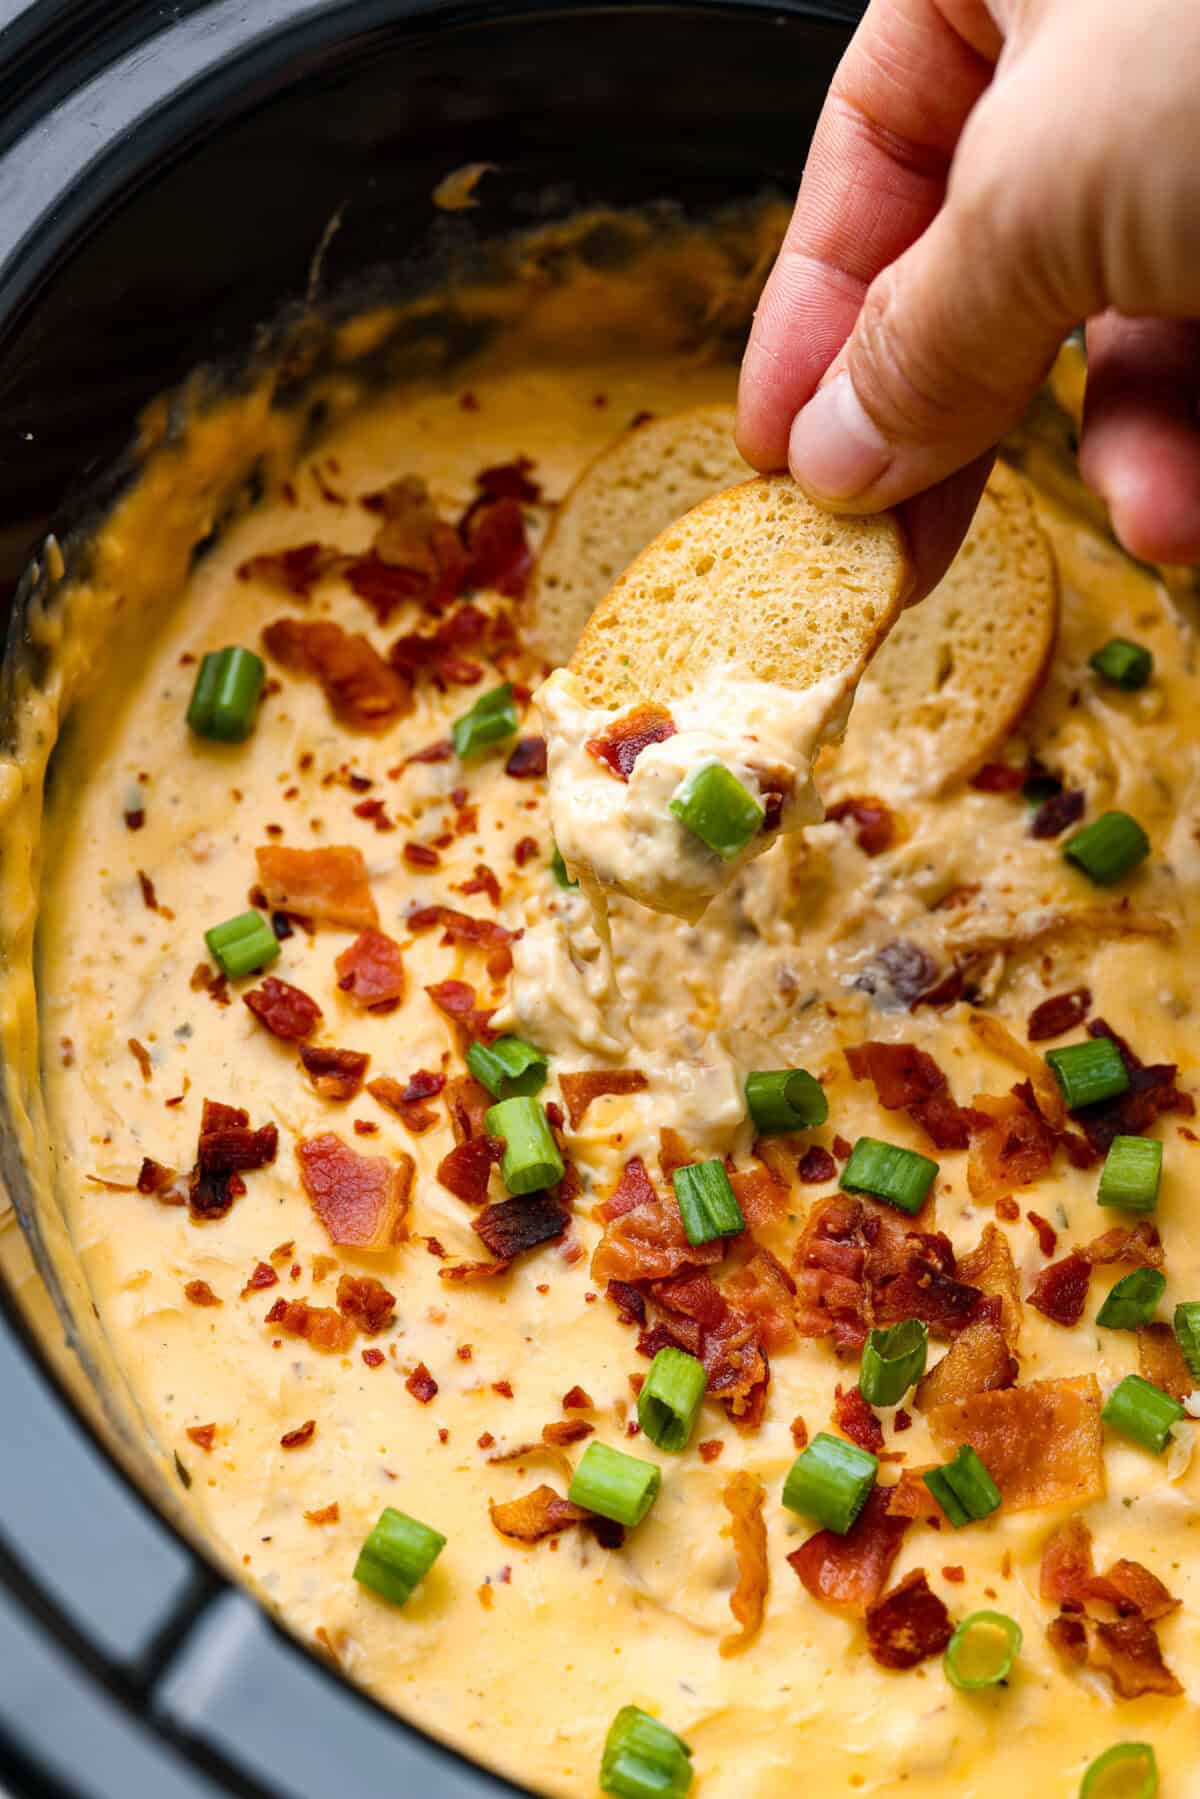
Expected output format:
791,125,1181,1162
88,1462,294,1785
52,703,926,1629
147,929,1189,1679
0,4,864,1794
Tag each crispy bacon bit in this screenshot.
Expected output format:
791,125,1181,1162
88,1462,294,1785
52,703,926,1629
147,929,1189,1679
1028,1252,1091,1326
958,1223,1023,1349
336,1273,395,1335
1082,1218,1164,1267
797,1145,837,1183
185,1279,221,1306
265,1295,356,1353
559,1070,649,1129
542,1419,593,1447
869,1221,989,1338
1030,787,1086,839
239,541,344,598
927,1375,1104,1511
138,1157,177,1196
1028,986,1092,1041
791,1416,810,1450
461,495,533,597
699,1438,724,1462
476,456,541,503
513,835,538,866
488,1485,587,1542
505,736,547,779
914,1319,1017,1411
187,1424,216,1453
1069,1028,1194,1151
1040,1515,1096,1606
586,704,677,781
241,1261,279,1297
866,1570,953,1669
437,1136,504,1205
826,796,895,855
409,904,513,956
788,1486,910,1615
722,1247,797,1353
305,1502,340,1525
562,1386,593,1411
197,1100,278,1172
458,863,503,908
793,1195,871,1354
967,1089,1056,1201
969,1012,1068,1130
300,1045,370,1101
1048,1611,1182,1698
1137,1323,1195,1401
334,929,406,1011
607,1279,647,1325
1025,1210,1057,1257
426,979,496,1044
262,618,411,730
406,1363,439,1403
297,1132,413,1251
834,1385,884,1453
592,1176,723,1286
404,841,439,869
368,1069,446,1135
439,1257,513,1283
244,976,323,1041
969,762,1027,792
884,1468,942,1522
474,1195,568,1260
280,1419,317,1450
720,1472,768,1657
844,1040,976,1151
256,845,378,930
728,1163,790,1228
598,1156,658,1221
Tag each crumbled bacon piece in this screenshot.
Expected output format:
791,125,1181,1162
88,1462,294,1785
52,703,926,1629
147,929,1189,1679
1070,1020,1194,1150
797,1145,838,1183
699,1439,724,1462
460,495,533,597
914,1318,1017,1411
244,976,323,1041
474,1195,568,1260
265,1295,356,1353
866,1570,953,1669
505,736,547,779
1137,1323,1195,1400
559,1070,649,1129
409,904,513,956
790,1416,809,1450
513,835,538,866
844,1040,976,1150
793,1194,871,1354
1030,787,1085,839
1026,1210,1058,1257
255,845,378,930
967,1089,1056,1201
262,618,411,730
969,762,1027,792
883,1468,942,1522
542,1420,593,1447
597,1156,659,1221
1082,1218,1163,1267
722,1247,797,1354
968,1012,1069,1129
437,1135,504,1205
367,1069,446,1135
196,1100,278,1174
826,795,895,855
406,1363,438,1403
488,1485,587,1542
586,704,677,781
359,475,470,615
300,1045,370,1101
958,1222,1023,1350
280,1419,317,1450
788,1486,910,1615
297,1132,413,1251
426,979,496,1044
184,1280,221,1307
336,1273,395,1335
562,1386,593,1411
138,1158,179,1197
592,1175,723,1285
403,841,440,869
457,863,502,907
444,1075,493,1144
241,1261,279,1296
1027,1252,1091,1326
187,1424,216,1453
834,1384,884,1453
720,1472,768,1657
728,1163,790,1228
869,1224,989,1337
926,1375,1104,1510
1048,1611,1182,1698
332,930,406,1013
239,541,344,598
606,1279,646,1325
475,456,541,503
1028,986,1092,1041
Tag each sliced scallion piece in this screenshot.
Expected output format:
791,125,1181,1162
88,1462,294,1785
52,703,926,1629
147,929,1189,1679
1063,811,1150,885
187,645,266,742
923,1444,1001,1528
1079,1742,1158,1799
1102,1374,1185,1453
672,1159,746,1247
744,1068,828,1135
353,1507,445,1606
550,842,579,888
483,1096,564,1196
669,760,765,860
1097,1135,1161,1211
451,682,519,758
204,909,281,979
782,1431,877,1534
1045,1037,1129,1110
466,1035,548,1100
637,1347,707,1452
840,1136,938,1215
1096,1267,1165,1331
1172,1301,1200,1384
568,1441,661,1528
600,1706,693,1799
859,1320,928,1407
1089,639,1153,691
943,1610,1022,1691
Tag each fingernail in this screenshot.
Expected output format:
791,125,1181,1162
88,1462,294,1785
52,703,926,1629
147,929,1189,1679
788,371,892,501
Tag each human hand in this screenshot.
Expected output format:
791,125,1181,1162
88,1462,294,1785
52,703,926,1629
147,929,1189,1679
737,0,1200,595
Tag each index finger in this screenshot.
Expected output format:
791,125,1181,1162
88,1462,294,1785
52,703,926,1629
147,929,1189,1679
736,0,1000,470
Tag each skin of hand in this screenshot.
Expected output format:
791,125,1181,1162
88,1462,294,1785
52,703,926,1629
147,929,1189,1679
737,0,1200,596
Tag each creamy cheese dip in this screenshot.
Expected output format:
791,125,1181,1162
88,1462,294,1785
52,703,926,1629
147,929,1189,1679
8,248,1200,1799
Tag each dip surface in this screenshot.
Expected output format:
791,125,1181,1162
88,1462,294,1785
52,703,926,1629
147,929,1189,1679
33,335,1200,1798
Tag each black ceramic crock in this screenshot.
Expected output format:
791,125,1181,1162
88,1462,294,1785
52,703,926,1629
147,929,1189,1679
0,5,863,1795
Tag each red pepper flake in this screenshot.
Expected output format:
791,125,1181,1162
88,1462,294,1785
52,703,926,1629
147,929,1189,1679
184,1280,222,1307
241,1261,279,1297
1027,1210,1059,1256
124,807,146,831
797,1145,838,1183
128,1038,153,1082
406,1363,439,1403
353,797,395,832
826,795,895,855
586,704,676,781
513,835,538,866
698,1439,724,1463
280,1420,317,1450
404,841,441,869
1028,986,1092,1041
1030,788,1086,839
305,1502,340,1525
437,1134,504,1204
362,1348,385,1368
186,1424,216,1453
505,736,547,779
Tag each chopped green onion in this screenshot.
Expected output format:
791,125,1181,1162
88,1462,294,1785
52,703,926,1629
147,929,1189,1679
569,1441,661,1528
204,909,281,979
744,1068,829,1135
1079,1742,1158,1799
1172,1302,1200,1383
669,760,765,860
840,1136,938,1216
782,1431,878,1534
671,1159,746,1247
600,1706,693,1799
187,646,266,742
353,1507,445,1606
483,1096,564,1196
1096,1268,1165,1331
1103,1374,1185,1453
1090,639,1153,692
637,1347,707,1452
451,682,519,758
1063,811,1150,886
466,1035,548,1100
943,1610,1022,1691
923,1444,1002,1528
1098,1135,1162,1212
1045,1038,1129,1110
550,842,579,888
859,1320,929,1407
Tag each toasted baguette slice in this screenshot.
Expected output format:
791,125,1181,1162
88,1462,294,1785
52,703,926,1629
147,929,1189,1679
568,473,910,707
833,462,1059,798
527,403,749,665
